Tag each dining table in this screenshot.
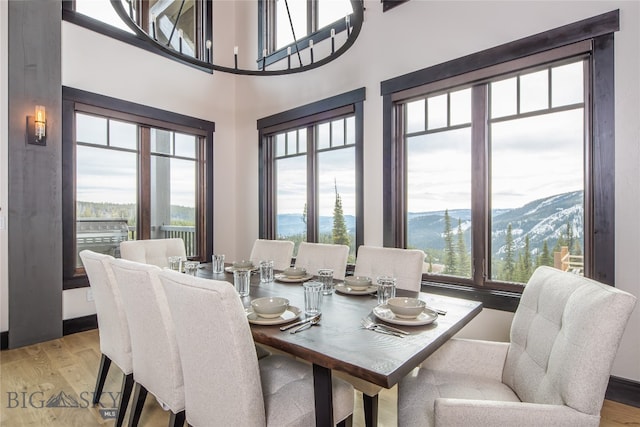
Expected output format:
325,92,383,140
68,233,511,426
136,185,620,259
198,264,482,427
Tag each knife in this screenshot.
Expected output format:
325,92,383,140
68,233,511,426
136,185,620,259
279,314,321,331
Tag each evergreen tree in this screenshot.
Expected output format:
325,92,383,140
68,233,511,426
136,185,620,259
503,223,515,281
456,219,470,277
331,181,350,246
443,210,457,274
427,253,433,273
565,221,574,254
521,235,532,281
572,239,583,256
538,239,552,267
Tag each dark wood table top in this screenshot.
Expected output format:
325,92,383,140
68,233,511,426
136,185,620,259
198,264,483,389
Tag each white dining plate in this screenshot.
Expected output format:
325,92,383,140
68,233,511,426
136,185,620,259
372,304,438,326
334,283,378,295
246,306,302,325
274,273,314,283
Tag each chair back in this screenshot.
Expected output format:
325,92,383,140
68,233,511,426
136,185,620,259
295,242,350,280
109,258,185,412
249,239,294,271
120,238,186,268
79,250,133,375
353,246,425,291
158,270,266,427
503,266,637,416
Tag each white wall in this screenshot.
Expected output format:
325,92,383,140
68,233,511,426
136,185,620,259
3,0,638,384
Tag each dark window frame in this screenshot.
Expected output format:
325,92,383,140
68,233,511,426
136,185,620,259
257,88,365,255
257,0,353,69
62,86,215,290
381,10,618,311
62,0,213,73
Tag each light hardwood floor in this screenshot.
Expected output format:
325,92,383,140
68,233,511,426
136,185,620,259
0,330,638,426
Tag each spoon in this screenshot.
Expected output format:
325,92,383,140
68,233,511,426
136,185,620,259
290,317,321,334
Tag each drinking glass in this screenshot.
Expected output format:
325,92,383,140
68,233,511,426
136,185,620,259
168,256,182,272
212,254,225,273
183,261,199,276
233,269,251,297
259,260,274,283
377,276,396,305
303,281,323,316
318,269,334,295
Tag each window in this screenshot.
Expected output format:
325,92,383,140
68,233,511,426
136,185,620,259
259,0,353,65
258,88,365,261
382,11,617,296
63,87,214,288
63,0,213,67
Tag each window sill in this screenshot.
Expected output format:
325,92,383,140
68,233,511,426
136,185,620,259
420,281,521,312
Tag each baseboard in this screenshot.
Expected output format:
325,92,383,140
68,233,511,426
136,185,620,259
62,314,98,336
606,375,640,408
1,331,7,350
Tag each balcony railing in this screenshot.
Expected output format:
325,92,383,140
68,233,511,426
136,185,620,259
160,225,196,257
554,245,584,275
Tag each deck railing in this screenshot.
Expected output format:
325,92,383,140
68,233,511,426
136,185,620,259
160,225,196,257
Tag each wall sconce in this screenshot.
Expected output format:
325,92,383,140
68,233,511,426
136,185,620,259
26,105,46,146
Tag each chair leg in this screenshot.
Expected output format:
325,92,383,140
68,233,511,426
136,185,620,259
363,393,379,427
169,410,186,427
337,414,353,427
127,382,148,427
93,354,112,404
115,373,134,427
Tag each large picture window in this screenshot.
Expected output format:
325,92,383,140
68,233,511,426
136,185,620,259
382,11,617,296
63,87,214,288
258,88,365,261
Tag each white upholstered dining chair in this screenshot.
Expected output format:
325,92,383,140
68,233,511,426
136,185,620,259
294,241,350,280
353,245,425,291
79,250,134,427
109,258,185,427
158,269,355,427
119,238,187,268
397,266,637,427
249,239,294,271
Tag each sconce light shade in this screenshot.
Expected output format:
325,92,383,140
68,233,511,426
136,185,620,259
26,105,46,146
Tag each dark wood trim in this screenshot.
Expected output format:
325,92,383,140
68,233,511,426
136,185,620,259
62,86,215,289
606,376,640,408
382,11,617,293
590,33,615,286
258,88,366,243
1,331,7,350
257,88,366,130
62,314,98,336
62,87,215,133
382,0,410,12
380,9,619,95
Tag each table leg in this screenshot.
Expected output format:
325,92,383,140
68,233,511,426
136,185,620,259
363,393,378,427
313,364,334,427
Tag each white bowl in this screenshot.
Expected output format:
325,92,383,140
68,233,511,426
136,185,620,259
282,267,307,278
233,260,254,269
387,297,426,319
251,297,290,319
344,276,372,290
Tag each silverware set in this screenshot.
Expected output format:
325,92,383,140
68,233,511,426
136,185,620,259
361,317,408,338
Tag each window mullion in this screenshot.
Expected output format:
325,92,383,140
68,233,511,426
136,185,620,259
471,84,489,286
307,126,318,243
139,126,151,240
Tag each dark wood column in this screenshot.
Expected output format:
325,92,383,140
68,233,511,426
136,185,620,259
8,0,63,347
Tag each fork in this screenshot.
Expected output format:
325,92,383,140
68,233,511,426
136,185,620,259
361,318,407,337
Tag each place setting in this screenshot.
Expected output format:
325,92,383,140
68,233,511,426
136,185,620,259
274,267,314,283
245,296,303,326
334,275,377,295
225,259,259,274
